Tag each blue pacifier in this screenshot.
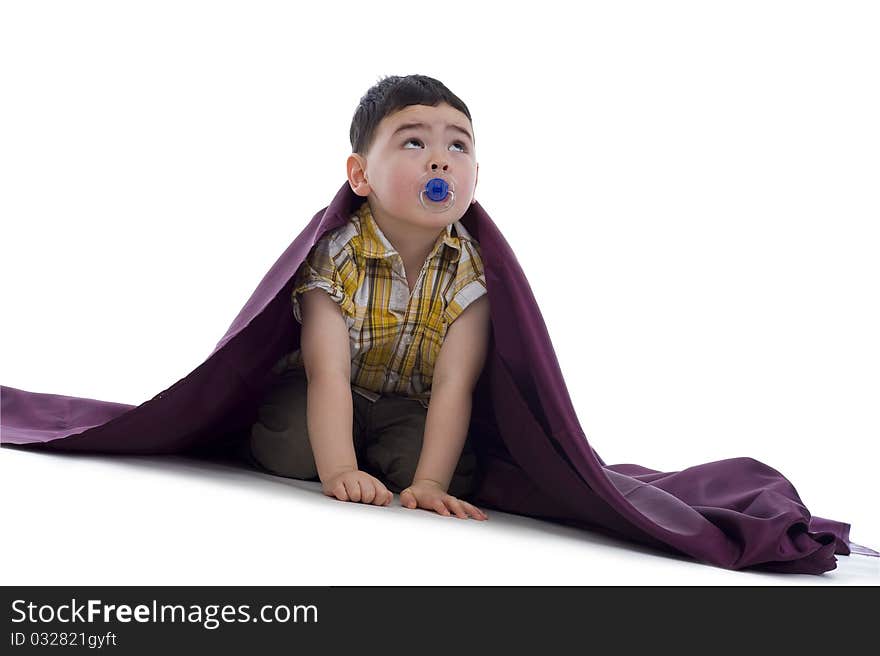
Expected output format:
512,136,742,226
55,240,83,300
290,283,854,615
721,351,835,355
418,170,457,212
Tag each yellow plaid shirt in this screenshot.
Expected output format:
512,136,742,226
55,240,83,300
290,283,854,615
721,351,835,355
285,199,487,409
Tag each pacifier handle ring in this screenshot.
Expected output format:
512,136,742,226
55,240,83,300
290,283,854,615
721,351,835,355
420,189,455,206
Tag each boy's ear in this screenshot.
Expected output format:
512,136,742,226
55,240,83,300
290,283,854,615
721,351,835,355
347,153,371,197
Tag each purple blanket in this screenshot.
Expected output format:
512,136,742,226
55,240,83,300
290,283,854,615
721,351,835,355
3,180,876,574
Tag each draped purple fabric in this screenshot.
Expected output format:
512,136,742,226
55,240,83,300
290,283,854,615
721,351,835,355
3,181,876,574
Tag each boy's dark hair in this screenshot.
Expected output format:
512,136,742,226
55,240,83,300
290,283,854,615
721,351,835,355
350,74,473,156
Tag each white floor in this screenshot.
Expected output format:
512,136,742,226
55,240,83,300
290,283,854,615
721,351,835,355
1,446,877,586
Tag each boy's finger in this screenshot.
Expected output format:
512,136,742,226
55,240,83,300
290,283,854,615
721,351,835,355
361,481,376,504
343,479,360,502
400,488,416,508
446,497,469,519
463,502,487,520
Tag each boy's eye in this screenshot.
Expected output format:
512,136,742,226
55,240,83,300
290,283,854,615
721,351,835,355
403,137,467,153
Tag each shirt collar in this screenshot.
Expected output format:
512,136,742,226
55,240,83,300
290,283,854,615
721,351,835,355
355,200,462,262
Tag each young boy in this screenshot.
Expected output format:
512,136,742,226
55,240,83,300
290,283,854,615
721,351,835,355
247,75,490,521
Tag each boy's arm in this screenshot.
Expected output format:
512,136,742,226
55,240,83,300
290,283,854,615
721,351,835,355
299,288,358,482
411,295,491,492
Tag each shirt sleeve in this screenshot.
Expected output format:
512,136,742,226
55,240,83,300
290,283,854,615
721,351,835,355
291,234,356,324
443,239,488,326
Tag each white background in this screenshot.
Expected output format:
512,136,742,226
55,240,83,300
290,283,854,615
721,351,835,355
2,0,877,585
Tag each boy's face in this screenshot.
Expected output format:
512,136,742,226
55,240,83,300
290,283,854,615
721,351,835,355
347,103,479,232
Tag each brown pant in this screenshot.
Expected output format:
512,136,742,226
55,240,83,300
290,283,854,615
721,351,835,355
246,365,479,498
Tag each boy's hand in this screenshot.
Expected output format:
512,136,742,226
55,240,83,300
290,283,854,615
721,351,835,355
322,469,393,506
400,480,488,520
